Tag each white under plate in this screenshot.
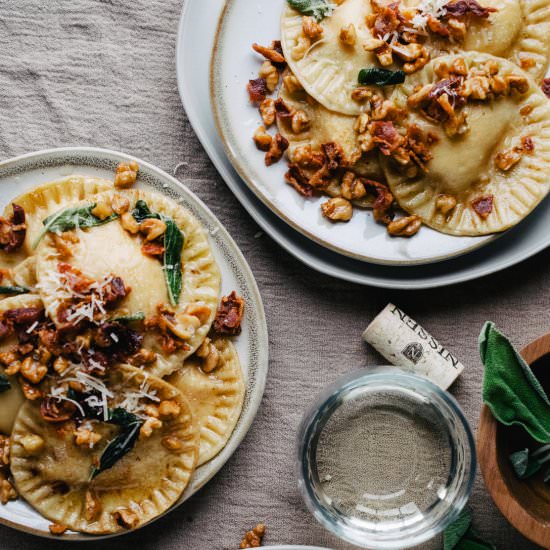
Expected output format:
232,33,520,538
176,0,550,287
0,147,269,540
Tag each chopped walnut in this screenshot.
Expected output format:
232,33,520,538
258,61,279,93
351,87,375,103
111,194,130,215
321,197,353,222
387,215,422,237
52,232,79,259
85,489,102,522
139,417,163,440
435,194,457,215
240,524,266,549
196,338,221,373
252,41,285,64
341,172,367,201
91,200,114,220
363,38,393,67
253,126,272,152
4,361,20,376
128,347,157,366
291,110,310,134
259,98,276,127
339,23,357,46
292,35,310,61
74,427,102,448
20,434,45,455
161,434,183,451
114,161,139,189
140,218,167,242
120,212,140,234
354,112,370,134
290,145,325,169
495,147,523,171
48,523,67,536
113,508,140,530
19,357,48,385
20,378,42,400
0,350,19,367
285,164,315,197
265,133,289,166
302,16,323,40
0,435,10,469
506,74,529,94
282,72,303,94
0,475,17,505
274,97,295,119
158,400,181,418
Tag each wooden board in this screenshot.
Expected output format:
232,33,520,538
478,333,550,548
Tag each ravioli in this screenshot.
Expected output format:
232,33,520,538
0,295,43,435
383,53,550,235
277,81,384,181
167,338,245,466
281,0,377,116
35,189,221,377
10,366,198,535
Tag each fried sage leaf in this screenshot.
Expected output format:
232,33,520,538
91,408,143,479
358,68,406,87
33,204,118,248
0,373,10,394
132,200,184,306
287,0,335,21
112,312,145,324
0,286,29,295
163,217,184,306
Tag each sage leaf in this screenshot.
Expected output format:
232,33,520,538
132,200,160,223
287,0,335,21
444,508,472,550
0,286,29,295
112,312,145,324
509,448,542,479
33,204,118,248
358,68,406,86
91,408,142,479
163,216,184,306
0,373,10,394
480,322,550,443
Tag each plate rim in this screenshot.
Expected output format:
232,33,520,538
176,0,549,289
208,0,503,267
0,146,269,540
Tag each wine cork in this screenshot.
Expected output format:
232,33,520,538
363,303,464,390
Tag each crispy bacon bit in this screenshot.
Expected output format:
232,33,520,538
428,77,464,108
141,242,165,258
372,2,401,39
213,291,245,336
472,195,494,219
100,277,129,306
58,263,94,294
265,133,289,166
444,0,497,19
543,78,550,99
522,136,535,153
322,142,346,171
371,121,405,155
0,204,26,253
362,179,395,224
247,78,268,104
40,397,77,423
92,322,143,362
274,98,295,119
284,164,314,198
252,42,285,64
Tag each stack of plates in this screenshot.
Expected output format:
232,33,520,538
177,0,550,289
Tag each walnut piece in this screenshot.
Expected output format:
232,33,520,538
139,417,163,440
387,215,422,237
196,338,221,373
339,23,357,46
321,197,353,222
85,489,102,522
19,357,48,385
252,42,285,64
158,400,181,418
302,16,323,40
435,194,457,215
0,475,17,505
114,161,139,189
240,524,266,549
49,523,68,536
259,98,276,127
265,133,289,166
74,427,102,448
140,218,167,242
291,110,310,134
258,61,279,93
113,508,140,530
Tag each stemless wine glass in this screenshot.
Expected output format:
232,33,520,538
297,369,476,549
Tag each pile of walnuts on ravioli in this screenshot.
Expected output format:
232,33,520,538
0,162,246,535
247,0,550,238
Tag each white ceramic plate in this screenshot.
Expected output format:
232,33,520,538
0,147,269,540
209,0,507,266
176,0,550,288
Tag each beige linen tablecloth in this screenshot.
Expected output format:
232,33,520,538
0,1,549,549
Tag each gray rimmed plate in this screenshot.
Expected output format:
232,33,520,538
209,0,506,266
0,147,269,540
